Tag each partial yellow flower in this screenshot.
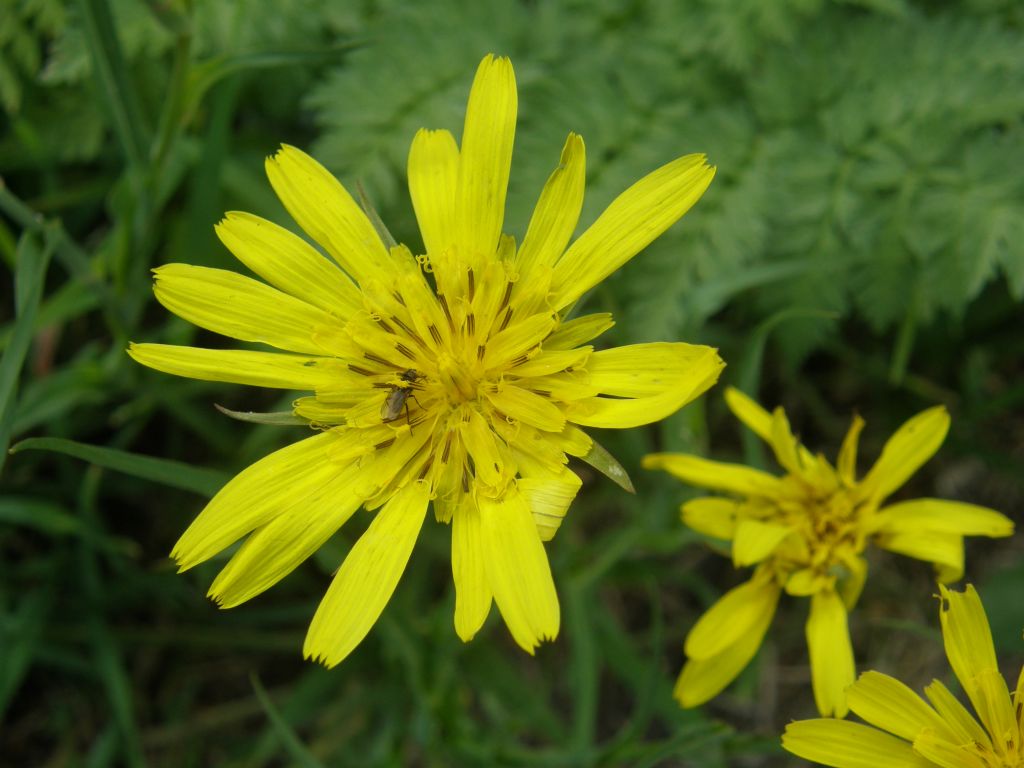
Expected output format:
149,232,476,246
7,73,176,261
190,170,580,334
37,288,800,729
130,54,723,666
784,584,1024,767
643,387,1012,716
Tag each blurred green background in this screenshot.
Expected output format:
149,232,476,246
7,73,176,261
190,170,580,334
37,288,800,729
2,0,1023,765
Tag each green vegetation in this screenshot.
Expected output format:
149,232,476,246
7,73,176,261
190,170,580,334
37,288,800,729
2,0,1021,765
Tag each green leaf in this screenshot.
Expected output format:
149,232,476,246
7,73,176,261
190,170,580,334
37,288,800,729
0,232,52,473
214,403,306,426
9,437,228,496
578,437,635,494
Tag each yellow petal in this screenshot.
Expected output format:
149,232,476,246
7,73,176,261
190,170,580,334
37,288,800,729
846,670,953,742
782,719,932,768
912,730,988,768
509,347,591,378
516,133,585,273
479,489,560,653
643,453,781,497
517,466,582,542
171,432,340,570
837,413,865,486
877,530,964,583
215,211,362,317
806,588,855,717
937,584,1006,737
483,312,557,370
674,577,779,707
152,264,350,355
455,55,516,260
452,499,492,641
732,519,792,567
566,344,724,429
862,406,950,502
544,313,614,350
408,128,459,256
724,387,814,469
685,576,780,660
769,407,803,474
875,499,1013,538
265,144,388,285
128,343,342,390
550,154,714,309
460,409,507,488
680,497,738,540
304,482,429,667
208,463,363,607
923,679,991,751
485,383,566,432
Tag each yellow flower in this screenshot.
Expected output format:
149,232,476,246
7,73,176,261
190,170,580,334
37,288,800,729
643,387,1012,716
783,584,1024,767
129,55,723,666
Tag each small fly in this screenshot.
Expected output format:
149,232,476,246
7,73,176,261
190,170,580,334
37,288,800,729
381,369,422,425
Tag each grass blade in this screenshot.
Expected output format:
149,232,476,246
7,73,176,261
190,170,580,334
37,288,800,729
250,674,326,768
0,232,52,472
9,437,229,496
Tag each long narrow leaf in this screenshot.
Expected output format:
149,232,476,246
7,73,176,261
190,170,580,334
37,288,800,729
0,233,52,472
9,437,228,496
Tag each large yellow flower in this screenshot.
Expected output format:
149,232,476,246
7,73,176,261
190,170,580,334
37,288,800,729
643,387,1012,716
129,55,723,665
784,584,1024,767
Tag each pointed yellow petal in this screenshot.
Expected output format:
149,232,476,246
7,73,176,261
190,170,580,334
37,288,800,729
923,678,991,750
455,55,516,259
674,578,779,707
877,530,964,583
479,489,559,653
152,264,350,355
876,499,1013,538
723,387,773,442
837,413,865,486
544,313,614,350
862,406,950,502
567,343,724,429
265,144,388,285
486,383,565,432
460,409,507,488
171,432,340,570
685,577,780,660
452,499,492,641
912,730,988,768
732,519,792,566
516,133,585,273
643,453,782,496
483,311,557,370
937,584,1003,733
782,719,932,768
209,465,363,608
508,347,591,378
408,128,460,256
215,211,363,317
846,670,953,742
681,497,738,540
128,343,341,390
550,154,714,309
304,482,429,667
806,588,855,717
724,387,814,469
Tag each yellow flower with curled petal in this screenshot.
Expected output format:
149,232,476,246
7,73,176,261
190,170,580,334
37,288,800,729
129,55,723,665
643,387,1012,716
784,584,1024,768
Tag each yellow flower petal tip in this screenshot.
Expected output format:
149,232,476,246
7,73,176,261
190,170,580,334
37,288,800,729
783,584,1024,767
645,392,1012,715
131,54,717,665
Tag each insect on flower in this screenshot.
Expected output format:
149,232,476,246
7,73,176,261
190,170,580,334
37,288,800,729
380,369,423,425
